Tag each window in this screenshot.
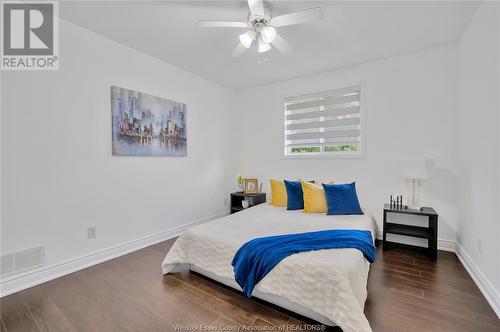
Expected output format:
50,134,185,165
284,85,364,158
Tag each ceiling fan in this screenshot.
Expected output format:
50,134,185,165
198,0,323,58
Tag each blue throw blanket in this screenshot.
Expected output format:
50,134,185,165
232,229,376,297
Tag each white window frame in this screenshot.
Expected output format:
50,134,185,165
282,84,366,159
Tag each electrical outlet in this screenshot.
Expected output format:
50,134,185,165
87,226,96,239
224,198,228,206
477,237,483,253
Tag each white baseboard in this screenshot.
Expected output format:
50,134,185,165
0,211,229,298
437,239,456,252
455,243,500,319
375,230,455,252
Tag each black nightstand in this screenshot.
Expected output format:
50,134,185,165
383,204,438,259
230,192,266,214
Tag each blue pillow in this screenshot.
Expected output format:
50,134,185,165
322,182,363,215
284,180,304,210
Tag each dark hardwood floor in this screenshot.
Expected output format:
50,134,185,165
1,239,499,332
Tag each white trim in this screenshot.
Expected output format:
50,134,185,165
437,239,456,252
376,230,455,252
0,211,229,298
455,243,500,319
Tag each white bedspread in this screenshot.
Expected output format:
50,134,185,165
162,204,376,332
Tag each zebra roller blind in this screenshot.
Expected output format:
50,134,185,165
284,85,364,157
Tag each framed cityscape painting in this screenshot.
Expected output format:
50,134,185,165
111,86,187,156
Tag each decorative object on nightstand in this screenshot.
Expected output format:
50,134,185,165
406,177,424,209
244,178,259,194
236,175,244,192
383,204,438,259
230,192,266,214
389,193,405,209
405,162,428,209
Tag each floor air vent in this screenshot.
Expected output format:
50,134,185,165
1,246,45,277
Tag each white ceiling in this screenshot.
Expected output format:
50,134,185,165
60,1,479,90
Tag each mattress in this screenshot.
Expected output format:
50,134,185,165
162,204,377,332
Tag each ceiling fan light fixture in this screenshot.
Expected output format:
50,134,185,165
239,30,256,48
200,2,323,58
258,36,271,53
261,26,276,43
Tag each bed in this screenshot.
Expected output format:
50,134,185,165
162,204,377,332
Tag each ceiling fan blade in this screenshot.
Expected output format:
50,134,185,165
272,33,293,56
247,0,264,17
198,20,248,28
270,7,323,27
230,43,247,58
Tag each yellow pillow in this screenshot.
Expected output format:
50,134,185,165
270,179,287,207
301,181,328,213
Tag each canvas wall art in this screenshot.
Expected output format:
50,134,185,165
111,86,187,156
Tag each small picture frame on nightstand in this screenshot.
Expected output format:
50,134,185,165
244,178,258,194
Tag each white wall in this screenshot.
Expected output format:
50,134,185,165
1,19,236,276
456,2,500,314
234,45,459,247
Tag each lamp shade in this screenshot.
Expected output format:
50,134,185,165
404,161,428,180
261,26,276,43
239,30,256,48
258,36,271,53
